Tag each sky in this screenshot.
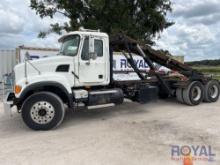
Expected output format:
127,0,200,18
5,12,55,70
0,0,220,61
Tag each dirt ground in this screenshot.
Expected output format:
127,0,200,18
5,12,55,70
0,99,219,165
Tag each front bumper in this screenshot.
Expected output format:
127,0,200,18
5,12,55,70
3,92,15,116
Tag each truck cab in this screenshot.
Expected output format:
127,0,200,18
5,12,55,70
58,30,110,86
4,29,124,130
14,30,111,95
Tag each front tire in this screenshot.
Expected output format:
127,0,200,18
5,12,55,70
21,92,65,130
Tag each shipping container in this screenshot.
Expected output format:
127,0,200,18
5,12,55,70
16,46,59,62
0,49,16,83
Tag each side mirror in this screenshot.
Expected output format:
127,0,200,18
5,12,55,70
87,36,97,61
89,36,95,55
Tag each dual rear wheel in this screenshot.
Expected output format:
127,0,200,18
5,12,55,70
203,80,220,103
176,80,220,106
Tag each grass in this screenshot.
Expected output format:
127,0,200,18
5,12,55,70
192,65,220,80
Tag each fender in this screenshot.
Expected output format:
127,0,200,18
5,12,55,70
15,81,74,109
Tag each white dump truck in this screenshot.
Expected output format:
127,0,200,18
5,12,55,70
4,29,220,130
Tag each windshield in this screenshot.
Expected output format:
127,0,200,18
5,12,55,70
60,35,80,56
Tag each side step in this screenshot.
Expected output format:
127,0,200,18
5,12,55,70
87,103,115,109
73,88,124,106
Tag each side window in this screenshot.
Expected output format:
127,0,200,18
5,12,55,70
95,40,103,57
81,38,103,60
81,38,89,60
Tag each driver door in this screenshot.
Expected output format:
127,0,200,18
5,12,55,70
78,36,106,83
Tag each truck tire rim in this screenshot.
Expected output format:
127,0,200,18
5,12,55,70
30,101,55,124
209,85,218,99
192,86,202,101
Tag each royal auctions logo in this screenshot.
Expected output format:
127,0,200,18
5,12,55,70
171,145,216,164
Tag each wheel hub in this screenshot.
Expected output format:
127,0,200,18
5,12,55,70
209,85,218,99
38,109,47,116
191,86,202,101
30,101,55,124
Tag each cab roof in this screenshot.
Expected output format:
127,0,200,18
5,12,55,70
58,31,109,42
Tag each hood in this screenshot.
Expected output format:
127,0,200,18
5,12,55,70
14,56,73,82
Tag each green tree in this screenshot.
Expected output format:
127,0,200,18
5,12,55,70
30,0,173,43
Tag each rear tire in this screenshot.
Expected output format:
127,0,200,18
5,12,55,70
182,81,204,106
176,88,184,103
21,92,65,130
204,80,220,103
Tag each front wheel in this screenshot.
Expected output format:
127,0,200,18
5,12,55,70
21,92,65,130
